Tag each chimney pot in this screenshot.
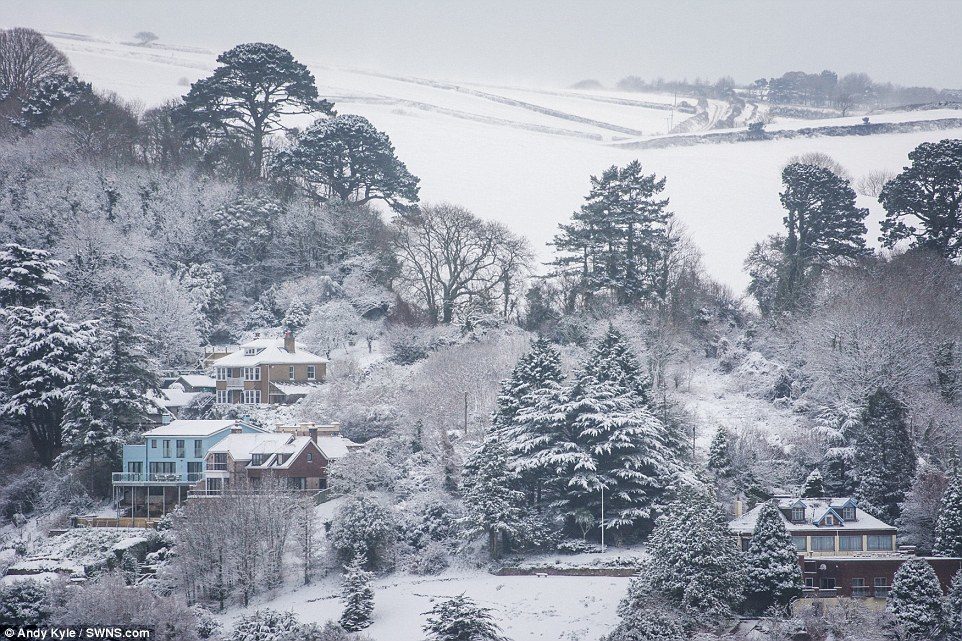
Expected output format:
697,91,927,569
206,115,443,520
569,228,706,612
308,427,318,443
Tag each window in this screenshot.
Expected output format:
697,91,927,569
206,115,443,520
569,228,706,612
874,577,890,597
187,461,203,476
251,453,269,466
194,440,203,458
216,390,228,404
149,462,176,475
244,348,257,356
823,514,835,526
289,366,295,380
162,440,171,457
151,439,157,449
289,477,306,490
243,367,261,381
243,389,261,404
867,535,893,551
792,536,807,551
307,365,316,380
740,537,751,551
819,577,836,590
209,453,227,471
852,577,868,597
216,367,226,381
307,452,313,463
791,508,805,522
811,536,835,551
804,577,814,588
127,462,143,474
176,439,185,458
206,477,223,492
843,507,856,520
839,535,863,551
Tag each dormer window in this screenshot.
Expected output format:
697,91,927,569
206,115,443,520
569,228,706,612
791,508,805,522
824,514,835,526
244,348,257,356
843,507,856,521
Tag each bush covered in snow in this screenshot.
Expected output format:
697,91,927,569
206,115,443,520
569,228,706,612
230,608,300,641
0,578,54,626
328,495,397,569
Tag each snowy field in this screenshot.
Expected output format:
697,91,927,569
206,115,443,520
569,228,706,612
222,570,630,641
32,32,962,290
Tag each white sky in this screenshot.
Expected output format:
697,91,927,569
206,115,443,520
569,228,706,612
3,0,962,90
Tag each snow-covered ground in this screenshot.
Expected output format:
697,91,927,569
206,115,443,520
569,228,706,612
222,570,630,641
28,32,962,291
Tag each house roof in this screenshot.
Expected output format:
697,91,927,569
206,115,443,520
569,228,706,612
214,337,326,368
729,497,897,534
315,435,360,460
177,374,216,389
208,432,360,466
149,387,201,409
142,420,250,438
270,382,322,397
207,433,292,460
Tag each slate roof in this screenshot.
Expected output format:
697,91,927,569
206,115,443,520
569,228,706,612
729,497,897,534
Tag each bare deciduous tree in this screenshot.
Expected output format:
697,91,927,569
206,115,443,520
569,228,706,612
856,169,896,198
392,203,532,324
0,28,72,97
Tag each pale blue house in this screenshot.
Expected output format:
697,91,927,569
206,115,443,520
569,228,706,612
112,419,264,517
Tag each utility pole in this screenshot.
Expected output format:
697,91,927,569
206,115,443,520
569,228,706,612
600,484,606,553
463,391,468,436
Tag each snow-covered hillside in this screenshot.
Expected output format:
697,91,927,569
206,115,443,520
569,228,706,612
37,32,962,289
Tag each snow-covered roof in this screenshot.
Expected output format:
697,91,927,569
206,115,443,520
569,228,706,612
207,433,292,460
729,497,897,534
142,420,244,438
149,387,200,409
214,337,326,367
177,374,216,388
271,382,322,396
314,435,360,460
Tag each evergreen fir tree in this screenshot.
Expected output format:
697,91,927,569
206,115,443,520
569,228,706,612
60,293,159,469
628,486,744,619
707,428,733,476
946,570,962,641
422,595,507,641
744,502,803,613
935,469,962,557
0,306,90,465
800,469,826,498
460,437,525,559
492,337,563,430
854,388,917,525
0,243,63,307
583,325,651,402
888,558,945,640
244,300,278,330
339,557,374,632
283,296,311,333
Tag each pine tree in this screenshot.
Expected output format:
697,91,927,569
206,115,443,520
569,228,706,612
282,296,310,333
854,388,917,524
339,557,374,632
744,502,803,613
628,486,744,619
422,595,507,641
935,469,962,557
492,337,563,430
888,558,945,640
0,243,63,307
707,428,733,476
946,570,962,641
244,300,278,330
460,437,525,559
800,469,826,498
880,139,962,259
60,294,159,469
0,306,90,465
584,326,650,402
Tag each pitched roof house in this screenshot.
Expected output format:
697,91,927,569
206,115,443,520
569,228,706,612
730,495,962,599
213,332,326,405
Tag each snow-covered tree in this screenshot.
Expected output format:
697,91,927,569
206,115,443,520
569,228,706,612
935,468,962,557
801,469,826,498
339,557,374,631
244,300,278,330
0,243,63,307
460,437,525,559
854,388,917,524
707,428,733,477
888,558,945,640
176,262,226,337
422,595,507,641
60,294,158,472
209,197,281,261
178,42,333,177
282,295,310,333
584,325,651,401
946,570,962,641
631,486,744,619
492,337,563,431
744,502,803,613
0,306,90,464
273,114,420,215
328,494,396,569
230,609,300,641
0,579,52,627
899,462,950,555
607,591,687,641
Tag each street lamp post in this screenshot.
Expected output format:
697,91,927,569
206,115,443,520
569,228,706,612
600,483,606,553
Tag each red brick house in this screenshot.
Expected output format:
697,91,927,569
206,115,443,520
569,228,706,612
213,332,327,405
731,496,962,598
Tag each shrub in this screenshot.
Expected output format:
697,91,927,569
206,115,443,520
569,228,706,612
231,609,300,641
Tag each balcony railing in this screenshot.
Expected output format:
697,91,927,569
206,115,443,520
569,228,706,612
851,587,870,598
207,462,228,471
225,376,246,389
874,587,890,598
112,472,204,485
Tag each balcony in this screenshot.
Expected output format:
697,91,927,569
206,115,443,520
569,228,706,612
112,472,204,485
207,462,228,471
851,587,870,598
874,587,890,598
225,376,245,390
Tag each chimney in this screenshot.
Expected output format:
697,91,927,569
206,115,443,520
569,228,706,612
284,329,295,353
734,498,744,518
308,427,318,443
